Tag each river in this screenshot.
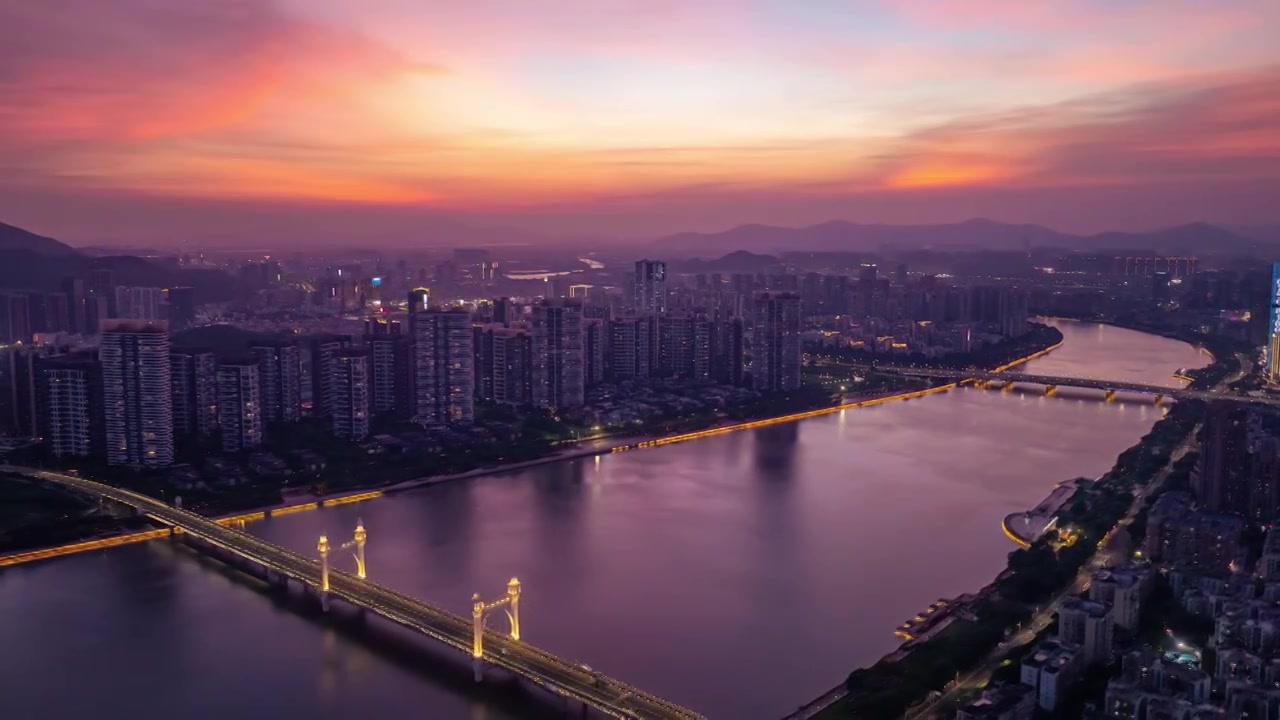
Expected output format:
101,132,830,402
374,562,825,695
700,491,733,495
0,321,1208,719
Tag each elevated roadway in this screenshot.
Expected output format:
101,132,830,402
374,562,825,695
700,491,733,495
872,366,1279,407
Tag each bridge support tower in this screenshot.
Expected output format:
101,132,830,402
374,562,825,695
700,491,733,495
317,534,331,612
1045,384,1057,397
471,578,522,682
1154,394,1164,406
341,518,367,580
1105,389,1117,403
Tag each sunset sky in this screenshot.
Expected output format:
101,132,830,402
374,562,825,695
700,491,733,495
3,0,1280,244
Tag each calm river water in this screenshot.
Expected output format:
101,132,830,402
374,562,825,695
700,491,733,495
0,321,1208,719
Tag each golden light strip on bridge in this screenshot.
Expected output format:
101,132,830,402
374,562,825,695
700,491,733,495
322,491,384,507
270,502,318,516
0,528,172,567
217,511,266,525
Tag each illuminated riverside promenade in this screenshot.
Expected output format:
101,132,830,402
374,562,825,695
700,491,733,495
4,466,703,720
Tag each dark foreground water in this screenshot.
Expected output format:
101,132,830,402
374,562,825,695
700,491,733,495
0,321,1208,719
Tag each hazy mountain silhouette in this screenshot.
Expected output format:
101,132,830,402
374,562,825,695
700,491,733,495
0,221,79,256
0,221,236,300
656,218,1265,256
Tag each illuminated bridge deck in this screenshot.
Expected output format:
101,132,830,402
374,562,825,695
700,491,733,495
11,467,703,720
872,367,1280,407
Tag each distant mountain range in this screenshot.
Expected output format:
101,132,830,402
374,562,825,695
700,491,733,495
655,218,1270,257
0,221,235,300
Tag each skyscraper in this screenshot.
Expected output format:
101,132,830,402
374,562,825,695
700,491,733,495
531,299,584,409
583,318,607,388
752,293,802,391
217,362,262,452
634,259,667,313
411,307,474,425
1268,262,1280,384
0,292,31,344
476,324,532,405
167,286,196,328
170,349,218,436
61,276,86,334
37,353,100,458
251,341,301,423
304,334,350,417
100,320,173,467
365,319,414,418
114,286,165,321
608,315,655,380
330,350,370,440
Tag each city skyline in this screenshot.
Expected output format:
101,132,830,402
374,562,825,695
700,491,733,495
3,1,1280,245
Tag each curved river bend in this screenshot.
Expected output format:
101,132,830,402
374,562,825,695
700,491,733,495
0,321,1207,719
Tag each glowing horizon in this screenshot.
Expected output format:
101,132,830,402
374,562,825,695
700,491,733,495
3,0,1280,242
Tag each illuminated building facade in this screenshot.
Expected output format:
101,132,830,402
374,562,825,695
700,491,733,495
1269,262,1280,384
100,321,173,467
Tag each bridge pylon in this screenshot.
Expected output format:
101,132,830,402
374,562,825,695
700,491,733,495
1044,384,1057,397
1105,389,1117,403
471,578,522,682
317,534,331,612
1154,394,1164,406
341,518,367,580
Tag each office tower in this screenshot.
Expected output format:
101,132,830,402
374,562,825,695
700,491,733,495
170,350,218,436
711,317,746,386
39,292,70,334
0,293,31,343
167,287,196,328
411,307,474,424
0,345,46,436
37,354,101,458
895,263,909,285
89,268,116,315
83,295,108,335
476,325,532,405
1195,402,1250,514
61,277,86,334
971,286,1030,338
330,351,370,440
583,318,606,388
251,341,301,423
408,287,431,313
752,293,802,391
114,286,165,321
608,315,654,381
659,314,712,380
1058,597,1114,665
531,299,584,409
304,334,351,417
492,297,513,326
216,362,262,452
365,320,414,418
1269,263,1280,384
100,320,173,467
634,259,667,313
